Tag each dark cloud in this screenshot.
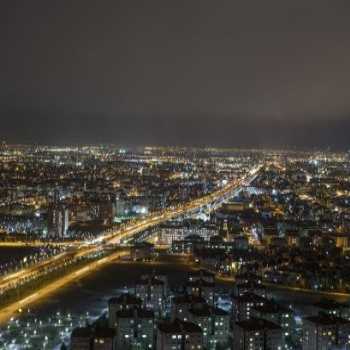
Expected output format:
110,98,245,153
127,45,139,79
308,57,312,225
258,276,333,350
1,0,350,148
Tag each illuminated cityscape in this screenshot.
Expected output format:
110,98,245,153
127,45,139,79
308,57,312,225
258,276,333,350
2,1,350,349
0,145,349,349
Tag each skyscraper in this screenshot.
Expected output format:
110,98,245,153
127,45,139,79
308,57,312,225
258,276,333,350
47,190,69,238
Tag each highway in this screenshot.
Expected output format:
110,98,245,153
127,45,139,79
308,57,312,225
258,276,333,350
0,165,262,324
0,247,97,294
0,250,128,325
0,239,82,248
102,165,262,245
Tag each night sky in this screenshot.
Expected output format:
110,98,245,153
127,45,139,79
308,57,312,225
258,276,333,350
1,1,350,149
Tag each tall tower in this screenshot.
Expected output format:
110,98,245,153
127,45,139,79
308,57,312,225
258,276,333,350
48,205,69,238
47,190,69,238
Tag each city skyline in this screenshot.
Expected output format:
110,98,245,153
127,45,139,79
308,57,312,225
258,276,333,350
0,145,350,349
2,2,350,348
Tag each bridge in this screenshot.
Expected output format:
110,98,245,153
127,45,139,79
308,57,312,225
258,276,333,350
100,165,262,245
0,165,262,324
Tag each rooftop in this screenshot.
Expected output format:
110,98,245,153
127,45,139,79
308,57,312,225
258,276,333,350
158,318,202,334
109,293,142,306
236,318,281,331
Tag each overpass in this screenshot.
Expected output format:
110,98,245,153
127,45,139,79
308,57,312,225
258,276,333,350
99,164,262,245
0,165,262,323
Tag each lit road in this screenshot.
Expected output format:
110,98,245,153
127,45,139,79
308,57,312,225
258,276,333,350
103,165,262,244
0,250,128,325
0,247,98,294
0,240,81,248
0,251,67,287
263,282,350,298
0,165,262,324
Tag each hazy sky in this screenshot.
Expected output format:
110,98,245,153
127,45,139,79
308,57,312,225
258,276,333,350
1,1,350,148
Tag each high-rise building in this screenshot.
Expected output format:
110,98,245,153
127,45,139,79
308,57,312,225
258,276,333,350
115,308,154,350
135,274,168,315
156,318,203,350
302,314,350,350
47,189,69,238
312,299,350,320
232,293,267,321
108,293,154,349
252,299,295,342
172,294,206,322
185,278,215,306
98,200,115,225
233,318,283,350
70,326,116,350
47,204,69,238
188,303,230,349
108,293,142,328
